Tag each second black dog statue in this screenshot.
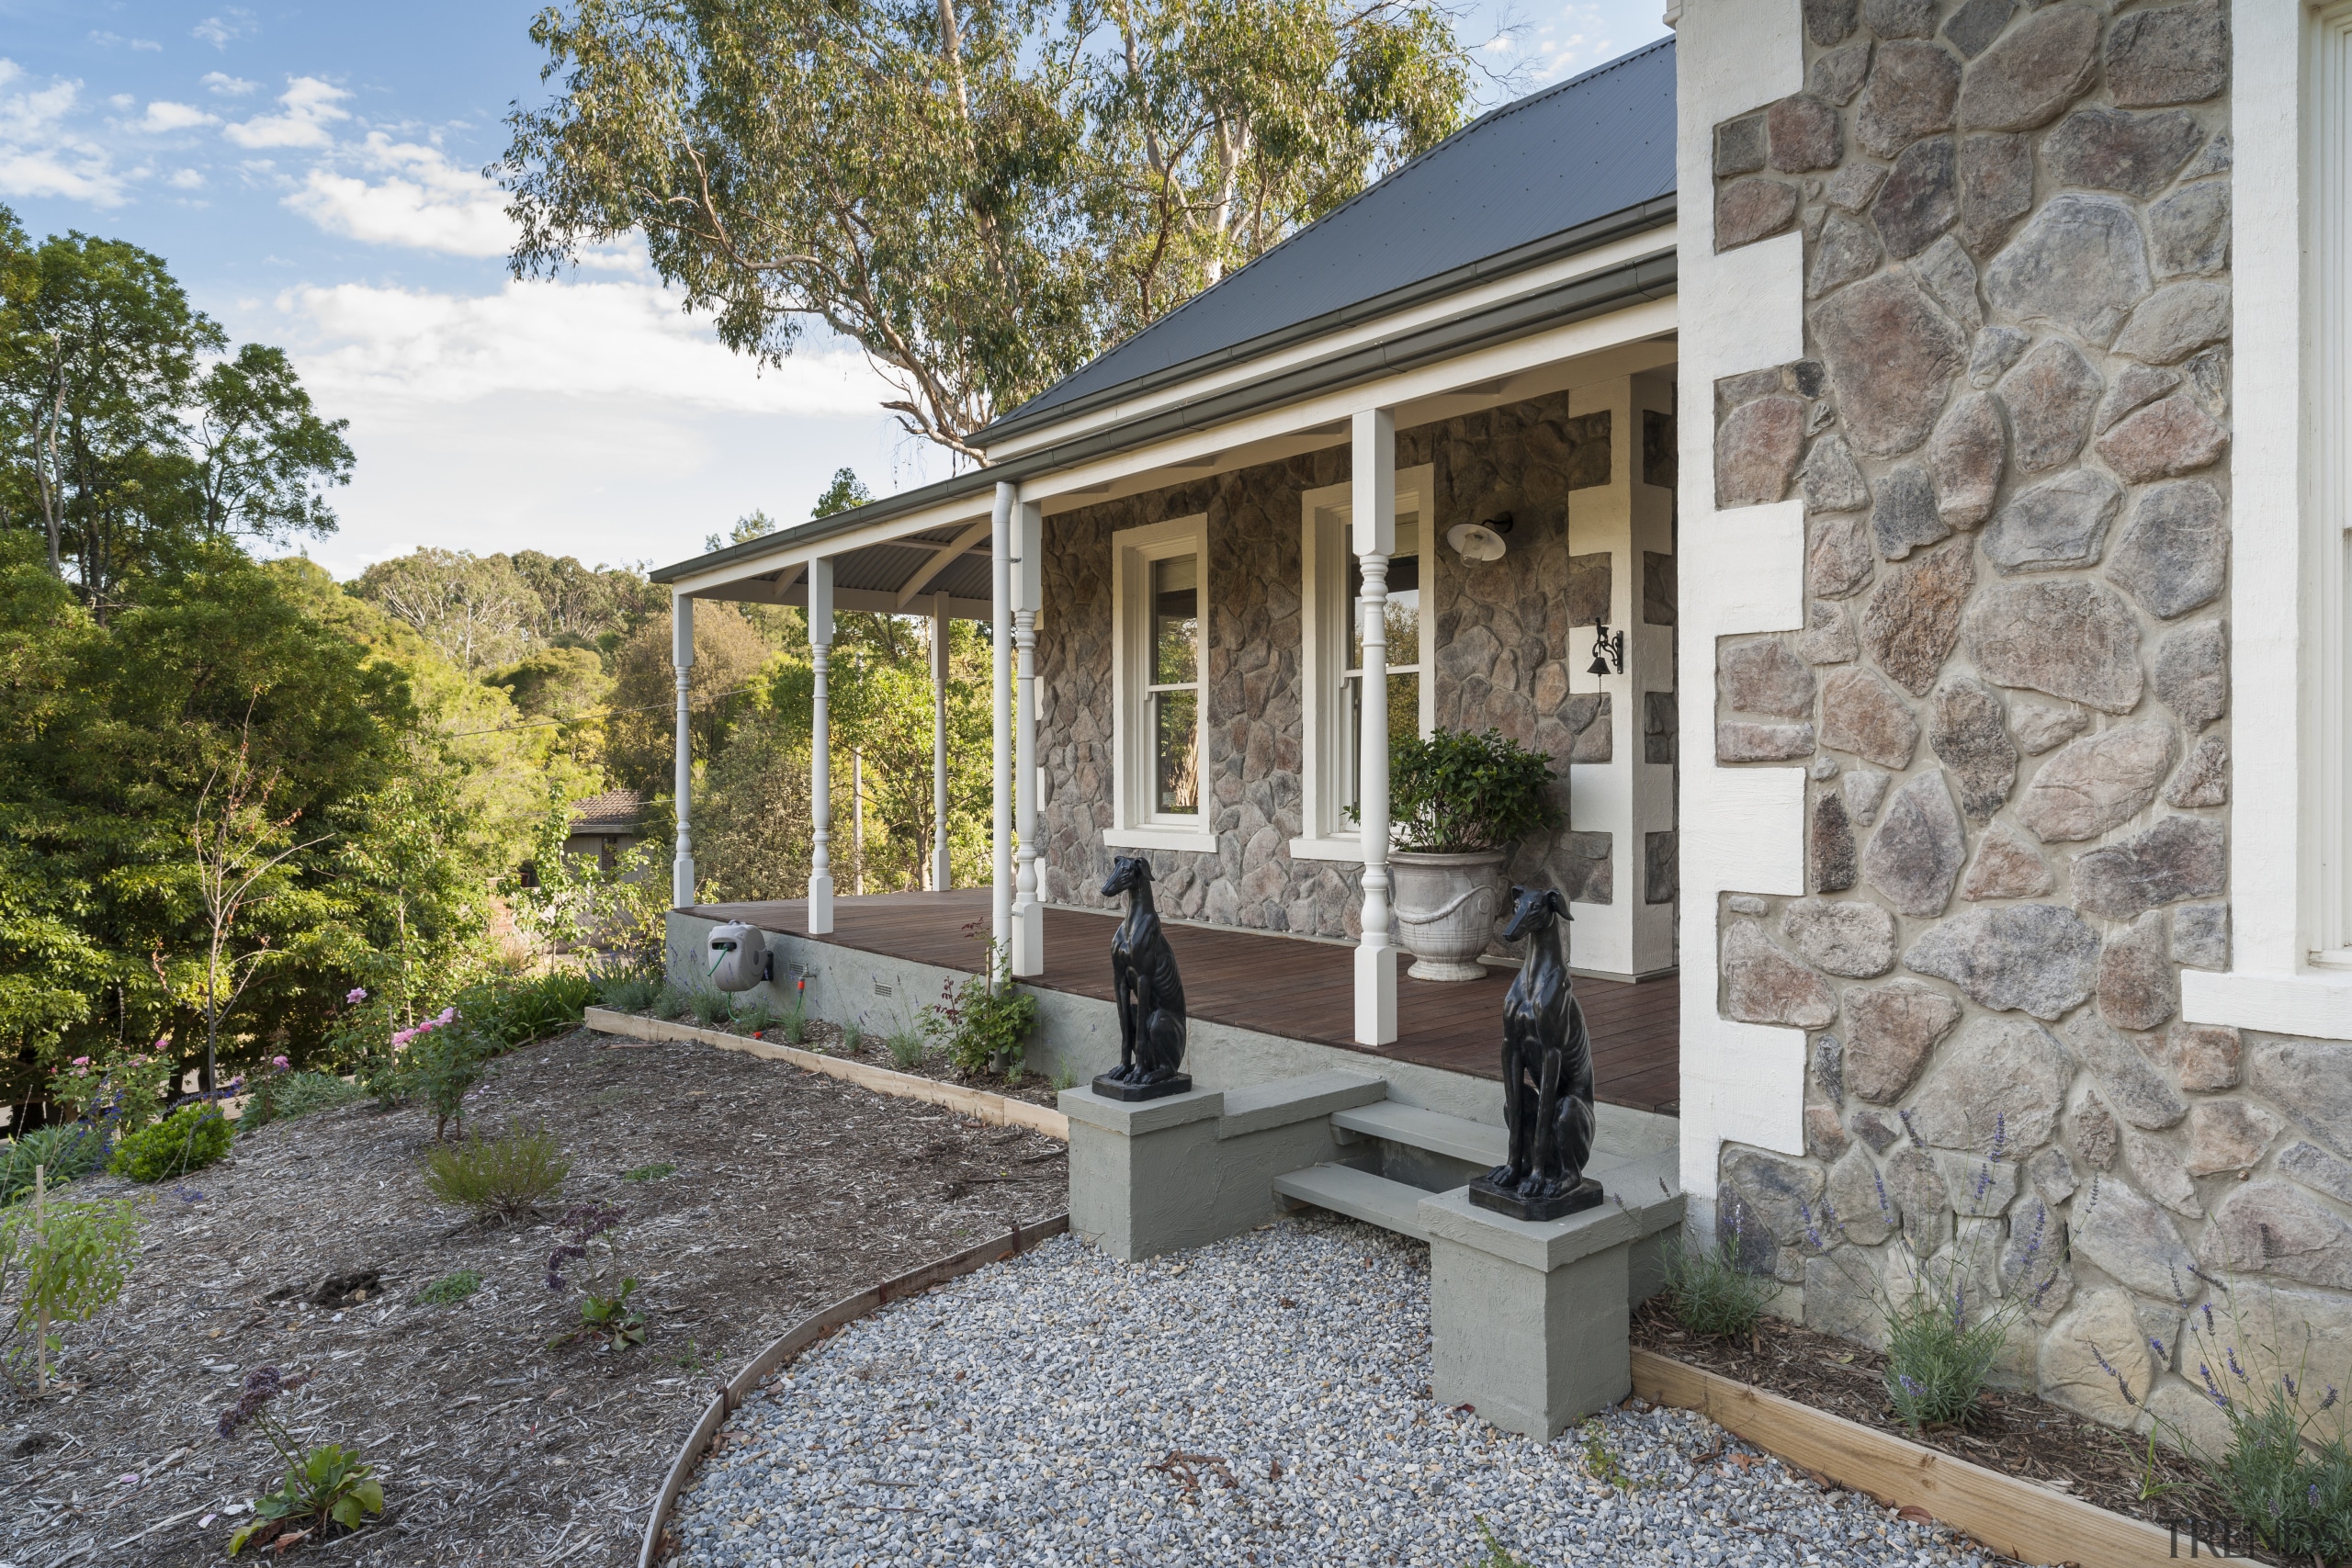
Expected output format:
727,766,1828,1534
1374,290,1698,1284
1095,855,1192,1101
1471,885,1602,1222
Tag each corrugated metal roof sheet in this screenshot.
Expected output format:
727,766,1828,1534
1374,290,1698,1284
992,36,1676,433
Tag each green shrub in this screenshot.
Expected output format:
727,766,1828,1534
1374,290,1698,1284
0,1192,143,1389
596,970,660,1012
1882,1260,2015,1429
1,1126,111,1207
886,1026,926,1071
622,1162,676,1183
1379,727,1560,853
266,1073,366,1122
416,1269,482,1305
2155,1294,2352,1561
403,1022,488,1142
110,1105,233,1183
650,980,690,1020
690,987,730,1028
922,944,1038,1077
453,973,594,1050
423,1119,570,1222
842,1022,865,1053
1661,1227,1777,1340
217,1369,383,1553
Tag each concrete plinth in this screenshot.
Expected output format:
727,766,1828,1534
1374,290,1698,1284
1421,1188,1659,1438
1061,1071,1386,1260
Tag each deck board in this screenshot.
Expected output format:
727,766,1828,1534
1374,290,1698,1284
690,890,1679,1114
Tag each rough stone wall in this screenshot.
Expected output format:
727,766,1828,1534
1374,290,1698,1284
1701,0,2349,1447
1035,391,1633,934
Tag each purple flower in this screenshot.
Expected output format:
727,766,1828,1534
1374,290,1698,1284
216,1366,309,1440
346,987,368,1004
2323,1386,2340,1413
1972,1163,1992,1205
1897,1373,1924,1399
2148,1336,2166,1360
1990,1111,2007,1162
271,1055,289,1072
1873,1170,1894,1226
2228,1346,2247,1382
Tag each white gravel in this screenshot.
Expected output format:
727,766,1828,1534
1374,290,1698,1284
668,1218,2009,1567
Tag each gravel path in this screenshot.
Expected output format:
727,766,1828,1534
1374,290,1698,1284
669,1218,2010,1567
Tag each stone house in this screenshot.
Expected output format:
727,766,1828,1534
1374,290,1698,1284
654,1,2352,1447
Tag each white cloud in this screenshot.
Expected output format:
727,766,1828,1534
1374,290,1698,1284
203,72,258,96
138,100,217,134
0,63,126,205
193,10,255,50
271,277,899,416
286,133,516,255
169,167,207,189
222,75,347,150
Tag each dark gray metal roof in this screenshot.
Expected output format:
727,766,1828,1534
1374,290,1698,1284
979,36,1677,445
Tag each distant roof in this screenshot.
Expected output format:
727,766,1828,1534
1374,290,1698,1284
570,788,646,836
978,36,1677,445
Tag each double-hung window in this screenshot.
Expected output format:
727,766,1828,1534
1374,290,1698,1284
1295,467,1437,859
1106,514,1213,850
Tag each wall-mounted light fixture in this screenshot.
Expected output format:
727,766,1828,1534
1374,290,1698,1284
1446,511,1513,562
1586,617,1625,678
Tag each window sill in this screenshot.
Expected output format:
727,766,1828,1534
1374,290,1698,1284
2181,968,2352,1043
1288,834,1368,863
1102,824,1217,853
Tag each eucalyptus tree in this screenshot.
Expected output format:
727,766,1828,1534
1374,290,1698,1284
500,0,1476,457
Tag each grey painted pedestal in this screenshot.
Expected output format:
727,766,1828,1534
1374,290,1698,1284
1060,1071,1683,1441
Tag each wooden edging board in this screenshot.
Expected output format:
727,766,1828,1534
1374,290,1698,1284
582,1006,1069,1140
1632,1348,2180,1568
637,1213,1070,1568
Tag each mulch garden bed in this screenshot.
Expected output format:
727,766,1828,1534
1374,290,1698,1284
0,1024,1069,1566
610,1007,1067,1110
1628,1301,2258,1557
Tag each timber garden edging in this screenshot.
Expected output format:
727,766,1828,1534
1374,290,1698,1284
581,1006,1069,1140
1632,1349,2183,1568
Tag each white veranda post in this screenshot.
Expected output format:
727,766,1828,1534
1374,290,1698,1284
671,591,696,908
990,483,1015,980
1012,498,1045,976
808,557,835,935
1352,408,1399,1047
932,592,952,892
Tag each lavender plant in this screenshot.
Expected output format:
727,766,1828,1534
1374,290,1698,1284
2137,1290,2352,1561
216,1366,384,1554
1661,1206,1779,1338
546,1202,646,1349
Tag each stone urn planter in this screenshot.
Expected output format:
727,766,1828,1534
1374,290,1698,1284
1390,849,1509,981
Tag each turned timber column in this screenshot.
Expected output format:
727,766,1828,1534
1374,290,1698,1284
671,591,696,908
932,592,952,892
1012,498,1045,976
808,557,835,934
989,483,1015,981
1352,407,1399,1047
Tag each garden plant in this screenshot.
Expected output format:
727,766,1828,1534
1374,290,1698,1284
1377,727,1560,853
422,1117,571,1223
546,1201,646,1349
1660,1216,1778,1340
1,1126,110,1207
110,1103,233,1182
217,1366,384,1554
923,941,1037,1077
0,1172,142,1391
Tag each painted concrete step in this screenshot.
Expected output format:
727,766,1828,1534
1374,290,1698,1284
1272,1164,1435,1241
1331,1101,1507,1170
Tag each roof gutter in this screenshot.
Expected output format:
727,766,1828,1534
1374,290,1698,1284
978,193,1677,448
652,234,1678,587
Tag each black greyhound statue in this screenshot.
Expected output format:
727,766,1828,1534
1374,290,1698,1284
1471,885,1602,1222
1094,855,1193,1101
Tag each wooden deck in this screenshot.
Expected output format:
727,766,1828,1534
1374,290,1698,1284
689,889,1679,1114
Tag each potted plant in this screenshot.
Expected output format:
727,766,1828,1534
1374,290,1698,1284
1381,728,1561,980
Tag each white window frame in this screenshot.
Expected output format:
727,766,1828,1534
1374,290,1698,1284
1293,466,1437,862
1104,513,1216,852
2181,0,2352,1037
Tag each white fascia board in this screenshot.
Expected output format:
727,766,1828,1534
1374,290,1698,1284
669,490,996,601
986,225,1679,464
1025,298,1679,505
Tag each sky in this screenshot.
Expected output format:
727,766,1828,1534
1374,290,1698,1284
0,0,1668,581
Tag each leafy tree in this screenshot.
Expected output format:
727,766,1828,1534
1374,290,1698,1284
603,598,776,795
0,209,351,613
811,468,868,519
501,0,1476,456
348,548,537,674
506,549,667,650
